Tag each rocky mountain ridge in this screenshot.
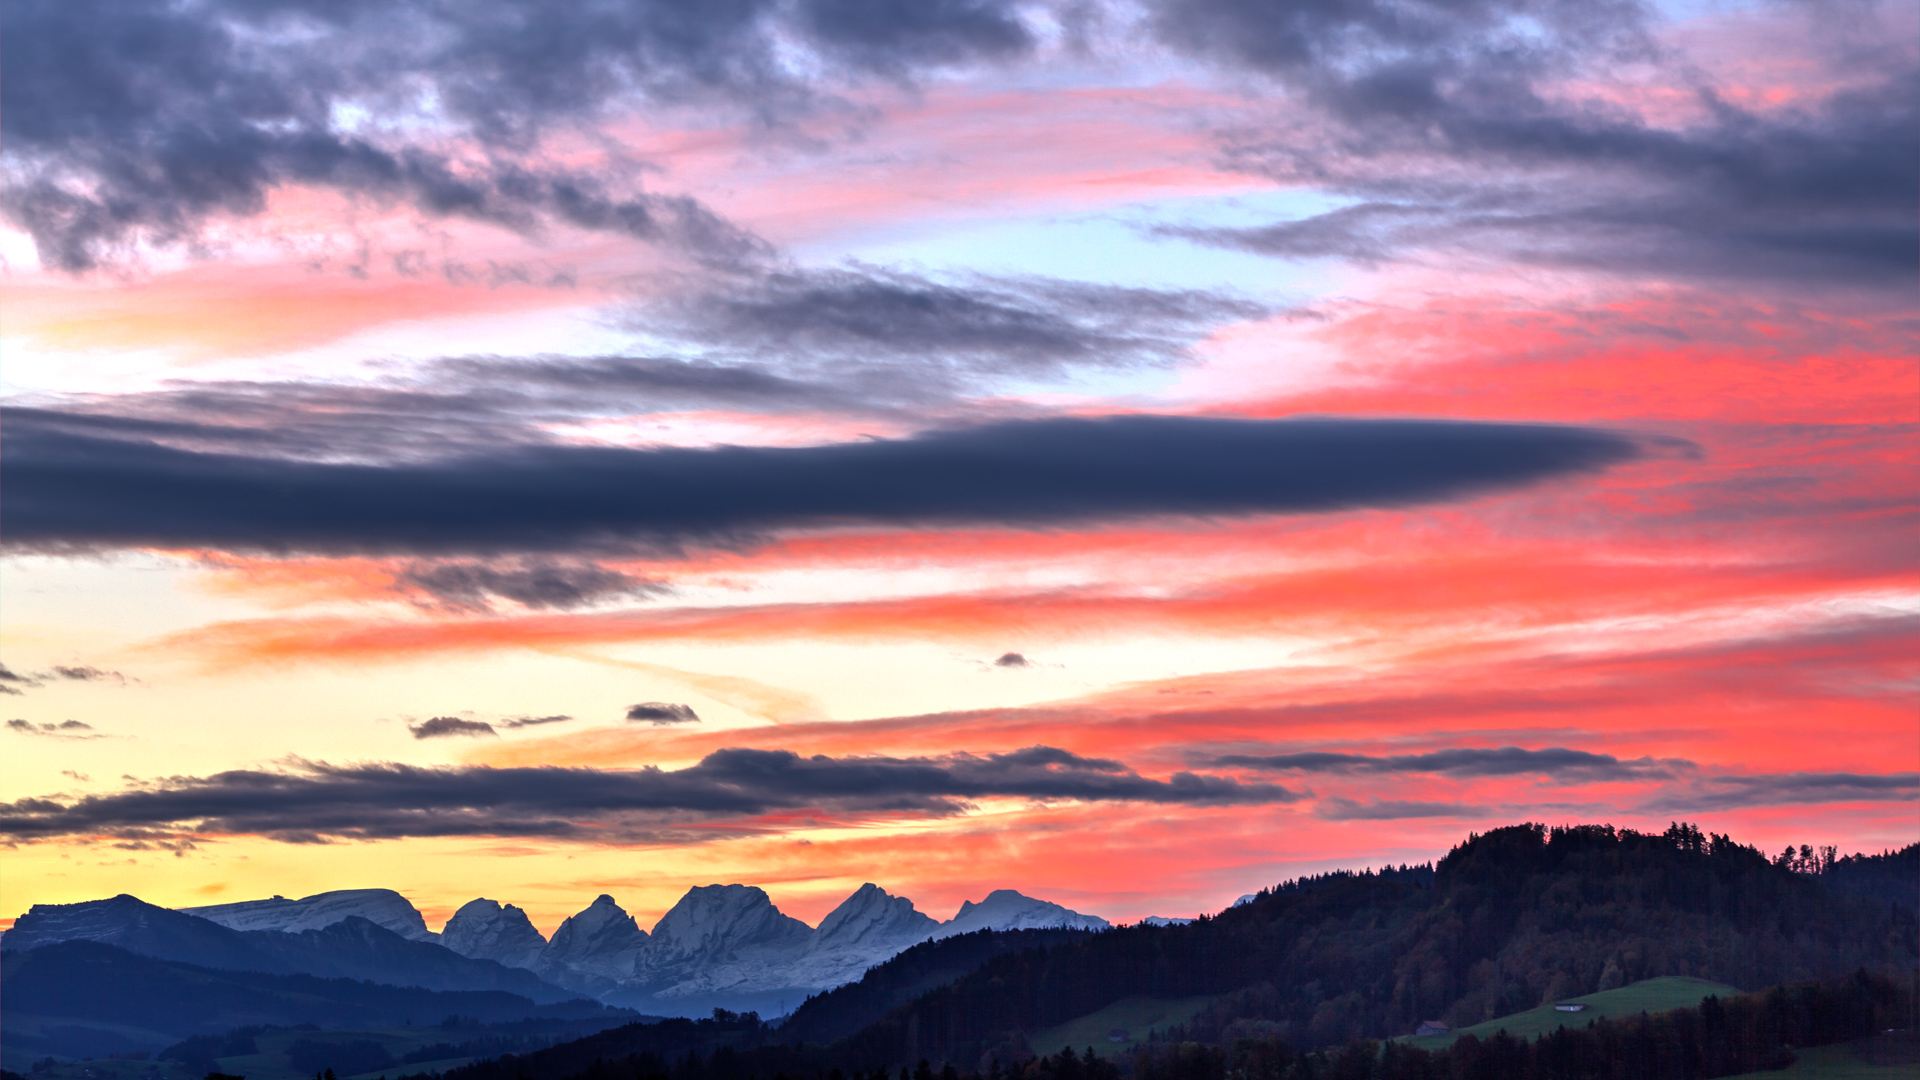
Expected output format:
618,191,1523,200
458,882,1110,1015
3,881,1111,1017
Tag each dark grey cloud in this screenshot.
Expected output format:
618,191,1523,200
1644,771,1920,812
797,0,1033,69
0,663,133,694
1316,797,1483,821
0,413,1648,556
501,714,575,728
0,0,783,271
1215,746,1673,779
408,716,500,739
1151,0,1645,75
396,560,668,612
0,355,868,467
50,665,126,684
0,664,37,695
1149,0,1917,287
994,652,1029,667
439,354,867,416
5,0,1907,290
2,263,1261,467
627,702,700,724
636,267,1267,389
6,719,104,740
1172,87,1920,287
0,745,1301,843
1215,743,1918,815
0,0,1051,272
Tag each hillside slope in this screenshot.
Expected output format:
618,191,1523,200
826,824,1918,1066
779,928,1098,1045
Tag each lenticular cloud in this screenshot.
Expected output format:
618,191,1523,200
0,414,1645,555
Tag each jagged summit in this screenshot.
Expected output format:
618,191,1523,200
508,882,1106,1014
442,897,548,969
648,884,812,964
813,883,937,952
183,888,436,941
535,893,647,995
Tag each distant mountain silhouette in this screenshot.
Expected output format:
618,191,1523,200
0,940,634,1059
2,894,579,1001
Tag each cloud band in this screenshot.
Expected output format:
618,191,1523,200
0,414,1646,555
0,745,1301,843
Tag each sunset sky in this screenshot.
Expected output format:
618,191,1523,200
2,0,1914,937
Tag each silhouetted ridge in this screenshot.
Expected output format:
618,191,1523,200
1822,844,1920,914
814,822,1915,1067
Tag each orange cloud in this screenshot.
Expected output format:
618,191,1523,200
5,250,598,364
465,612,1916,777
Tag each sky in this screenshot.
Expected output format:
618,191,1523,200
1,0,1914,937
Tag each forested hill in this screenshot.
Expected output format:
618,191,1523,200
827,824,1917,1067
1822,843,1920,912
780,928,1098,1046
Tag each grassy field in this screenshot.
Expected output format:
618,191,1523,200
1029,996,1218,1059
1399,976,1745,1051
1722,1029,1920,1079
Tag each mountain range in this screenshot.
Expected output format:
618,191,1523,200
4,823,1912,1078
426,826,1917,1080
2,881,1112,1017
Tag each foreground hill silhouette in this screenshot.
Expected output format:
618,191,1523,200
435,823,1915,1080
818,823,1915,1066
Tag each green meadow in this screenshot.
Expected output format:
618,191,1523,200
1398,976,1744,1052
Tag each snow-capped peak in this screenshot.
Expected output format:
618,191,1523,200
537,894,645,988
813,883,938,952
648,884,811,963
546,895,644,954
181,888,436,941
441,897,547,969
936,889,1111,938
